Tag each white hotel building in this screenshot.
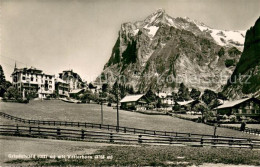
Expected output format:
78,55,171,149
11,66,55,99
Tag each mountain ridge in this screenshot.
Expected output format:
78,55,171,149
98,9,245,93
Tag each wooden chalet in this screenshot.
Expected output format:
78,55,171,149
120,94,150,110
214,97,260,119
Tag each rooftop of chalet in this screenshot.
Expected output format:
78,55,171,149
120,94,145,103
214,97,260,110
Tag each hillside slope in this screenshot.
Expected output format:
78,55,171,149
224,17,260,99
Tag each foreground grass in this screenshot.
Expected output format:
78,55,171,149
6,145,260,166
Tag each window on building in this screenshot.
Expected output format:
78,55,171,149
22,76,26,80
31,77,33,81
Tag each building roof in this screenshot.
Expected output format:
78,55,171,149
177,100,194,106
55,78,67,84
69,89,84,94
214,97,252,110
120,94,145,103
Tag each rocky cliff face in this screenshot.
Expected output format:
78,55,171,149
223,17,260,99
98,9,245,93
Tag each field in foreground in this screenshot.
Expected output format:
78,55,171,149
2,136,260,166
0,100,259,139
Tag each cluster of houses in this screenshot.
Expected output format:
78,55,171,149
11,65,99,99
10,65,260,120
120,94,260,120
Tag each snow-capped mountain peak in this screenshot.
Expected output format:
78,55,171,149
101,8,245,93
127,9,246,50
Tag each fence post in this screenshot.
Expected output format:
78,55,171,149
154,131,156,135
169,137,173,144
81,130,85,140
78,122,80,127
57,128,61,136
29,126,32,134
29,120,31,124
54,121,56,126
134,128,135,134
124,127,126,133
85,123,87,128
250,143,253,150
15,124,19,134
165,131,167,136
138,135,142,144
108,125,109,130
65,121,67,126
38,126,40,134
200,138,203,146
229,139,232,146
100,124,101,129
110,133,114,142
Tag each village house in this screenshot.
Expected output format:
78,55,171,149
58,70,85,91
156,92,174,105
11,66,55,99
55,78,69,97
120,94,150,110
173,99,200,113
214,97,260,119
69,89,85,99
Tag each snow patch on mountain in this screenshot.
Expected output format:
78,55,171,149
210,29,245,47
144,25,159,37
182,17,245,51
133,29,139,36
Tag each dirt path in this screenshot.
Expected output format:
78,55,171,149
0,135,124,165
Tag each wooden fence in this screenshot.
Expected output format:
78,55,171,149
1,112,260,144
219,124,260,135
0,124,260,149
173,114,260,136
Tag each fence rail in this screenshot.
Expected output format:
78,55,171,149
173,114,260,136
1,112,260,143
219,124,260,135
0,124,259,149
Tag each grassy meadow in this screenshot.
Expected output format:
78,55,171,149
0,100,259,139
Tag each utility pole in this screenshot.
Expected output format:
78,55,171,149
100,92,104,125
116,83,119,132
214,113,219,137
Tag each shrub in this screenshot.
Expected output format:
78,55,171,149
225,59,235,67
218,47,225,57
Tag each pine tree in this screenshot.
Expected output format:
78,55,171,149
178,83,190,101
0,65,6,84
190,88,201,100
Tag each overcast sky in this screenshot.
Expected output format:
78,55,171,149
1,0,259,82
